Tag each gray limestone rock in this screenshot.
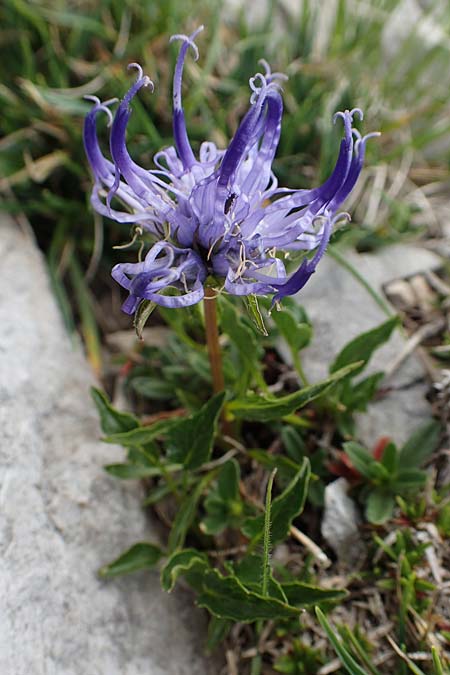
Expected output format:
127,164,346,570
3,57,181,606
288,244,442,446
0,216,211,675
321,478,365,567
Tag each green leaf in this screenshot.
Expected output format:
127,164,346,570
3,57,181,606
201,461,242,535
315,607,369,675
271,307,312,352
217,459,240,502
398,420,441,469
341,372,384,411
103,418,178,447
380,442,398,475
221,301,262,392
394,469,427,490
206,616,232,651
228,363,362,421
91,387,139,435
282,582,346,607
167,392,226,470
248,449,301,477
168,474,212,552
343,442,377,479
134,299,157,339
330,317,398,376
242,459,310,544
131,376,175,400
366,490,395,524
104,463,180,479
431,646,445,675
99,543,162,578
197,569,301,622
161,549,209,592
281,426,307,464
244,295,268,336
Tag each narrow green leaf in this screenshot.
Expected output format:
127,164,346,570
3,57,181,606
206,616,232,651
380,442,399,475
217,459,240,502
103,418,178,447
262,469,277,597
131,377,175,400
342,372,384,411
431,647,444,675
244,295,268,336
242,459,310,544
398,420,441,469
99,543,162,578
104,463,180,479
167,392,226,470
282,582,346,606
394,469,427,490
228,363,362,421
91,387,139,435
197,569,301,622
342,442,377,479
161,549,209,592
315,607,369,675
330,317,398,376
168,474,212,552
134,299,157,340
248,449,301,476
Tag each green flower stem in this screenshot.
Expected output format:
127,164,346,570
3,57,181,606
250,469,278,675
203,288,225,394
262,468,277,597
328,246,393,317
292,349,310,387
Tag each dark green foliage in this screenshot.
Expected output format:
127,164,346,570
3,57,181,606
342,421,441,524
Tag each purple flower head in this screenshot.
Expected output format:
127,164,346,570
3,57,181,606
84,26,379,315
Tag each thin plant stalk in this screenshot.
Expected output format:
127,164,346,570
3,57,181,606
203,288,225,394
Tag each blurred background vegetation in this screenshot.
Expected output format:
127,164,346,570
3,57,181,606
1,0,449,359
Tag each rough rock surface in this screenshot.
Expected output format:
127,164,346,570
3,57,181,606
290,245,442,446
0,216,211,675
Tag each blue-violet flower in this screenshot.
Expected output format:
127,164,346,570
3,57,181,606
84,26,378,314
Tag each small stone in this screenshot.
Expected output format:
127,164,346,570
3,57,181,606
321,478,365,566
385,278,416,310
409,274,436,314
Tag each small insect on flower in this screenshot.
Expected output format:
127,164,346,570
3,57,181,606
84,26,379,316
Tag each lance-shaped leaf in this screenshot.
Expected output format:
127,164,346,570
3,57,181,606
398,420,441,469
244,295,268,336
242,458,311,543
102,418,178,447
316,608,368,675
282,582,346,607
167,392,226,469
196,569,301,622
168,474,213,552
330,316,398,376
91,387,139,435
99,542,162,578
228,363,362,421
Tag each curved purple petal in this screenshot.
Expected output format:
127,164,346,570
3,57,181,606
270,214,333,305
112,242,207,313
169,26,204,170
